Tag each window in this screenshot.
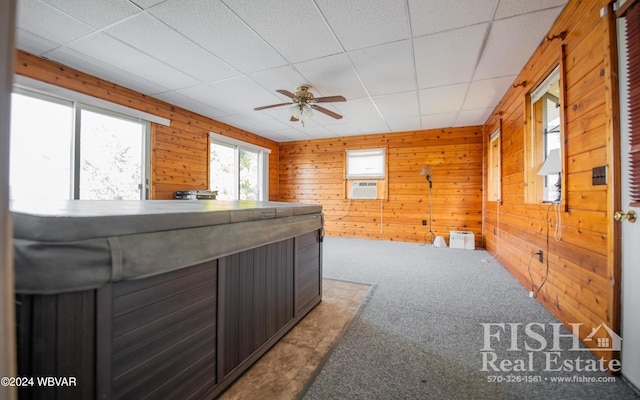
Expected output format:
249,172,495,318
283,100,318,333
525,66,564,203
77,107,147,200
9,90,149,201
209,133,269,201
346,148,386,179
488,128,501,202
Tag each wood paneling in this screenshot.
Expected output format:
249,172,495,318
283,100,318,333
13,50,280,201
279,127,483,245
483,0,621,365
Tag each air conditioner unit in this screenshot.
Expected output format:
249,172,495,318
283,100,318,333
351,181,379,200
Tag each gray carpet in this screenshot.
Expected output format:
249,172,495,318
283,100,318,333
302,237,640,400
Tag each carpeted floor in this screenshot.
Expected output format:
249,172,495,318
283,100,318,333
301,237,640,400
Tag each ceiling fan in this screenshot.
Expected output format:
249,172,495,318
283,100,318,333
254,85,346,123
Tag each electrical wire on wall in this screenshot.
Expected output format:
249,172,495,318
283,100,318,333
379,179,386,234
323,197,352,221
527,202,561,298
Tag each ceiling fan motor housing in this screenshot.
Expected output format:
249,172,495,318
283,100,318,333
294,85,314,103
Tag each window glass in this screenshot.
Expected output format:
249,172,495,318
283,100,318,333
210,137,267,201
9,93,73,200
210,142,236,200
239,148,260,200
79,108,146,200
525,65,564,203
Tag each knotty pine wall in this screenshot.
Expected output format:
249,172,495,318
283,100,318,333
483,0,620,362
278,127,483,246
13,50,280,201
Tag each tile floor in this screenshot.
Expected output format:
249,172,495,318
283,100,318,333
218,279,371,400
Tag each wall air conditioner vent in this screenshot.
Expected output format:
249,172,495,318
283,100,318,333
351,181,379,200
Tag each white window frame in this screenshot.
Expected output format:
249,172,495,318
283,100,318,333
209,132,270,201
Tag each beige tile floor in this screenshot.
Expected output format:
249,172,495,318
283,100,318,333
218,279,371,400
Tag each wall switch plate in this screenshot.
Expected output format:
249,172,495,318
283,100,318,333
592,166,607,185
422,219,427,226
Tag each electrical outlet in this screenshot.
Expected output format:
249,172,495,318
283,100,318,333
422,219,427,226
539,250,543,263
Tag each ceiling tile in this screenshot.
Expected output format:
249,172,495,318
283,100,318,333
149,0,287,73
16,0,94,45
454,107,493,127
414,23,488,88
463,76,515,110
332,98,384,123
209,76,282,112
105,13,239,83
386,116,422,132
15,28,59,56
373,91,420,119
294,54,367,100
474,8,564,80
153,91,226,119
222,0,343,64
495,0,568,19
325,122,364,136
419,83,469,115
66,33,201,91
176,84,250,116
46,46,170,95
409,0,496,37
316,0,410,51
421,112,457,129
43,0,140,29
248,65,308,95
130,0,166,9
349,40,416,96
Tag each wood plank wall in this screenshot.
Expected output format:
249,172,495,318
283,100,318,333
278,127,483,246
13,50,280,201
483,0,620,361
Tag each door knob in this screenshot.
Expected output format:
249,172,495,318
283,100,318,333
614,210,637,223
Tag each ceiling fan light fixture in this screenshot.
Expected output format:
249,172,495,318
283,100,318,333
289,104,313,122
289,104,302,119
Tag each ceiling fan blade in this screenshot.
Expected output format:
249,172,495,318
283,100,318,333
253,102,292,111
290,116,299,122
313,95,346,103
310,104,343,119
276,89,295,99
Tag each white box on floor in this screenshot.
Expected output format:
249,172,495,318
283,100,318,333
450,231,475,250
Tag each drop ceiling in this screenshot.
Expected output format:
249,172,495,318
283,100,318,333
14,0,568,142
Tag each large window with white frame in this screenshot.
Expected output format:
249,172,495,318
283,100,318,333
209,132,269,201
9,89,150,201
